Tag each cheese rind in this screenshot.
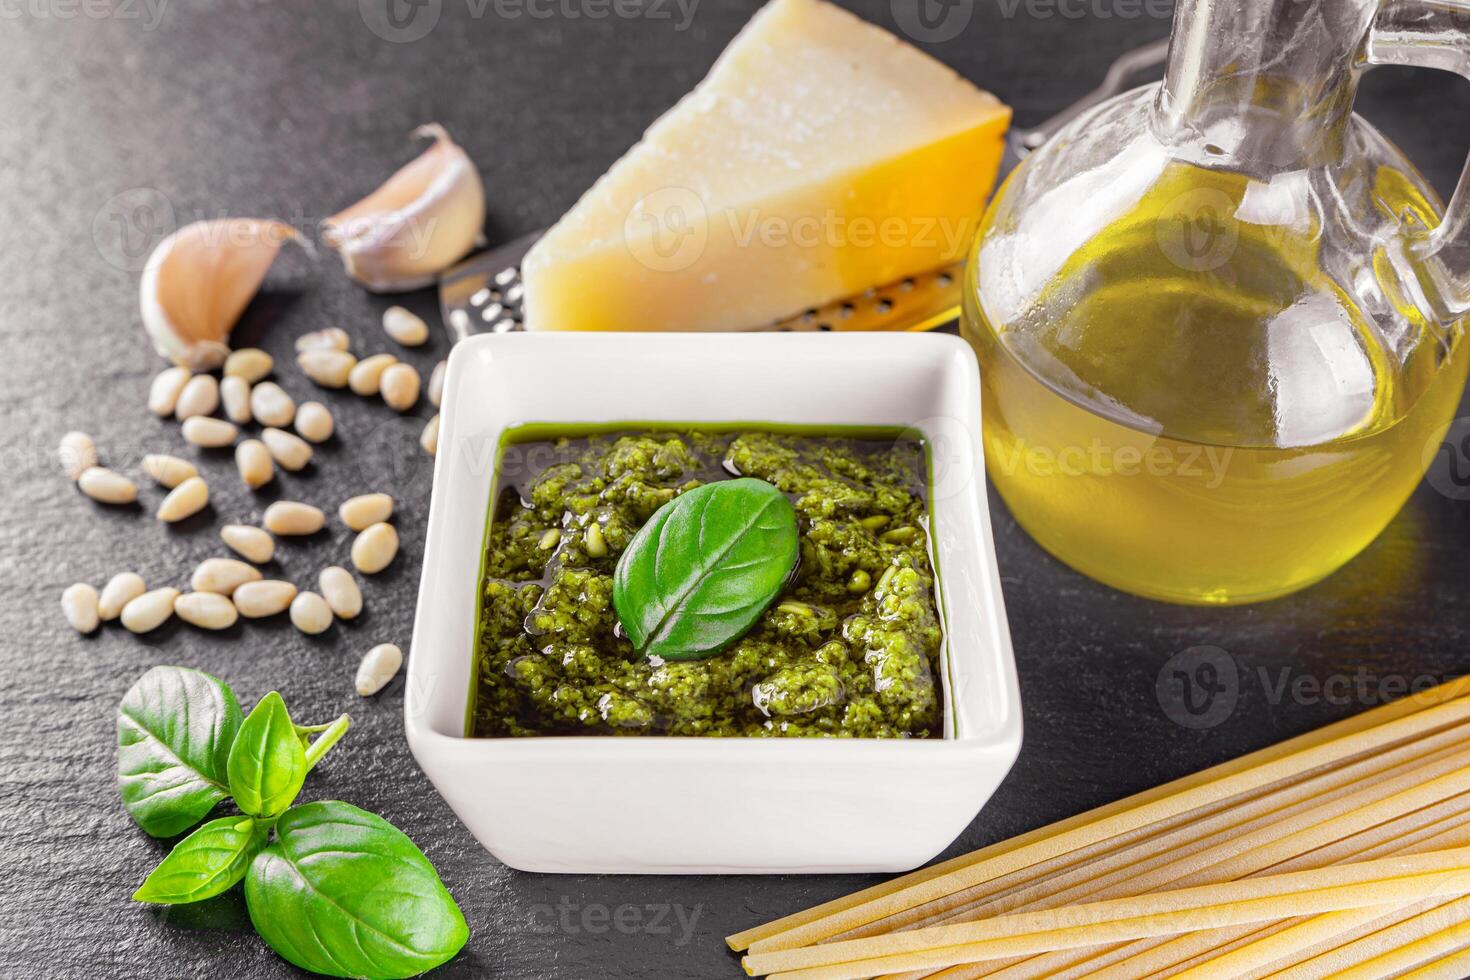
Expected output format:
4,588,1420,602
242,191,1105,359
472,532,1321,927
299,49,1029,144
523,0,1011,332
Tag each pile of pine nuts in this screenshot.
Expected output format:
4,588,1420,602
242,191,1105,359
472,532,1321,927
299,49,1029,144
58,307,445,699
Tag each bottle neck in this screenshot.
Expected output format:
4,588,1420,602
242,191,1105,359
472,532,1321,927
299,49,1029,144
1153,0,1375,172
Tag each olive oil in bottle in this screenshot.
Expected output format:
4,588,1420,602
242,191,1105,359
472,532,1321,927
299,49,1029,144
962,160,1468,604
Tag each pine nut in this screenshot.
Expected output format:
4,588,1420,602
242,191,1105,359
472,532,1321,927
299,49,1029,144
78,467,137,504
264,500,324,536
420,414,440,456
157,475,209,523
298,349,358,388
235,438,274,489
121,587,179,633
220,375,253,424
348,353,397,396
191,558,262,596
142,453,197,488
224,347,272,383
62,583,100,634
382,305,429,346
428,359,446,407
339,492,393,531
148,366,191,416
295,401,334,443
351,522,399,574
222,524,275,564
175,374,219,420
290,591,333,635
584,522,607,558
250,381,295,427
380,363,420,412
233,580,297,619
175,591,239,631
261,427,312,471
319,566,362,620
296,327,350,352
182,416,238,448
59,431,97,480
356,643,403,696
99,572,145,621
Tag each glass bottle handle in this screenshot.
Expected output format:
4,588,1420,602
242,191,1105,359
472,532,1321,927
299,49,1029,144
1368,0,1470,318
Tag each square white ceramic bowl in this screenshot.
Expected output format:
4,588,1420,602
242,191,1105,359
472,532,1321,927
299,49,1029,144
406,331,1021,874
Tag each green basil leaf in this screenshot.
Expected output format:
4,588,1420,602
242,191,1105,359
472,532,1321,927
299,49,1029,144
227,692,306,819
245,801,469,979
613,477,799,661
133,816,269,905
118,666,243,837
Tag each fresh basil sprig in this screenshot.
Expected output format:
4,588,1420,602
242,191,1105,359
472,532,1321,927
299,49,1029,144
118,666,242,837
247,802,469,979
228,691,307,819
117,666,468,979
612,477,799,661
134,815,269,905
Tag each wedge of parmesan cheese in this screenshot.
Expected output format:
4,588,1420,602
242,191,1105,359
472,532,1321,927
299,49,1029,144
522,0,1011,332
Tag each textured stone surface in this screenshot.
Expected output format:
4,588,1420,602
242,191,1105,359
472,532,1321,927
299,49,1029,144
2,2,1468,977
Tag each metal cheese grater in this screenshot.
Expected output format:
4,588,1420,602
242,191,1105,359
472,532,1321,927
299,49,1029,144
437,39,1169,342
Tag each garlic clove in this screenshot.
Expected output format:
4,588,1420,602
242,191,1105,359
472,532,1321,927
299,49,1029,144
140,218,300,370
321,124,485,293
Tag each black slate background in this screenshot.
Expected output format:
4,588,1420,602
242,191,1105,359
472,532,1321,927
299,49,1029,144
3,2,1469,977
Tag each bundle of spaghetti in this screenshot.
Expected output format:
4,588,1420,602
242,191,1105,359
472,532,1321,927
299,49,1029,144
730,676,1470,980
740,847,1470,979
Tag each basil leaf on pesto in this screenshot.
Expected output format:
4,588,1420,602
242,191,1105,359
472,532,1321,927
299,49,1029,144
613,477,798,661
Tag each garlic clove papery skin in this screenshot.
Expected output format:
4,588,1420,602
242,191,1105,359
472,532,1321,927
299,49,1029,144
140,218,300,370
321,124,485,293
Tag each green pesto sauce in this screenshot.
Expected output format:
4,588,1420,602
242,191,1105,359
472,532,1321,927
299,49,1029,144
469,426,944,738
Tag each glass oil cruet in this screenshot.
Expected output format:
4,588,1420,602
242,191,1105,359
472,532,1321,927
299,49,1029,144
961,0,1470,605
